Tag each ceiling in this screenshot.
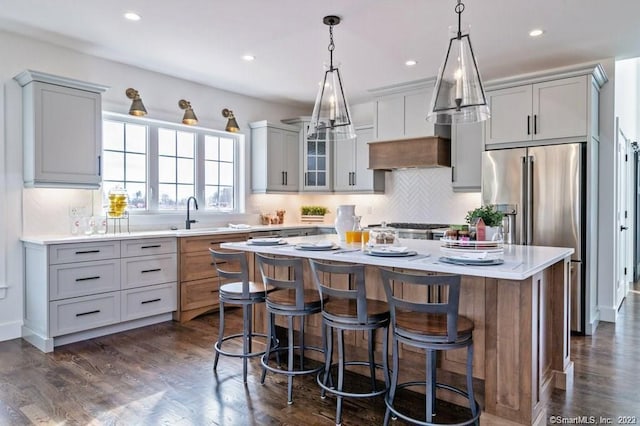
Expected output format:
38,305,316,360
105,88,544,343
0,0,638,108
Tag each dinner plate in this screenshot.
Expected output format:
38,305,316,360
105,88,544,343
294,243,340,251
365,250,418,257
439,257,504,266
247,238,287,246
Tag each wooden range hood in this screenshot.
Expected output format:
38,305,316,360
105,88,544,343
368,136,451,170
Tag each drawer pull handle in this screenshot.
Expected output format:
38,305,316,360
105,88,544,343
141,268,162,274
141,298,161,304
75,250,100,255
76,310,100,317
141,245,161,249
75,276,100,282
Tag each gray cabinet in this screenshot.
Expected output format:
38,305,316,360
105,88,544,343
249,120,299,193
371,80,446,141
14,70,108,189
451,122,483,192
334,125,385,193
484,75,589,146
23,237,177,352
283,117,332,192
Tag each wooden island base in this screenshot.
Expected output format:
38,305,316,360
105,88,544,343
235,244,572,426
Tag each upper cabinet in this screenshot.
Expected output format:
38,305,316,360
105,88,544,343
283,117,332,192
249,120,299,193
484,66,607,147
451,122,483,192
334,125,385,193
371,79,449,141
15,70,108,189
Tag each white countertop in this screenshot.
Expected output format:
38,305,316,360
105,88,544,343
20,224,333,245
221,235,574,281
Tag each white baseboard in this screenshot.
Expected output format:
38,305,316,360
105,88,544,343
599,305,619,323
0,320,23,342
585,311,600,335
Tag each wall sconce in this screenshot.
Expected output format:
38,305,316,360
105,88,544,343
179,99,198,125
126,88,147,116
222,108,240,132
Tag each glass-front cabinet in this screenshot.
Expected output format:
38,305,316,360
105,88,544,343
283,117,332,192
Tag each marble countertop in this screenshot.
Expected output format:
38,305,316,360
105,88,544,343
20,223,334,245
221,235,574,281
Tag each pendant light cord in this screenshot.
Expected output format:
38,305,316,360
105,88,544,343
328,24,335,70
456,0,465,39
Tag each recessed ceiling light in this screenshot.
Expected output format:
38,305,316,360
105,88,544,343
124,12,141,21
242,54,255,62
529,29,544,37
405,60,418,67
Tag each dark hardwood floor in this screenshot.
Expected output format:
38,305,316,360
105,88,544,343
1,283,639,425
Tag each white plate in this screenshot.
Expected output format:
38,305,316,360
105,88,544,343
295,243,340,251
365,250,418,257
439,257,504,266
247,238,287,246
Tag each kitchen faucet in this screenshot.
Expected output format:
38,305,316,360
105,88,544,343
186,196,199,229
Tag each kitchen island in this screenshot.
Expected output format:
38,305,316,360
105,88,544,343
222,235,573,426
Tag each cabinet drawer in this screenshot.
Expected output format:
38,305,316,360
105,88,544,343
180,251,218,282
49,241,120,264
121,254,178,289
50,292,120,337
49,260,121,301
121,238,177,257
179,234,247,253
180,278,220,311
122,282,177,321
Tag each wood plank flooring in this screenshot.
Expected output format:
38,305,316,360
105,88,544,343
1,283,639,425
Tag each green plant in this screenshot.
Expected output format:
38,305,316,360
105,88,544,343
465,205,504,227
301,205,329,216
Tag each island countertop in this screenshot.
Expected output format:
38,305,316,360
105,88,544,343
221,235,574,281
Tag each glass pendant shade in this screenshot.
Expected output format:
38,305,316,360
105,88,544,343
308,66,356,141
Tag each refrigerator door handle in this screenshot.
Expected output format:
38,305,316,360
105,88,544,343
526,155,534,245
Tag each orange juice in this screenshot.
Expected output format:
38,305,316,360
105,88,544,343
345,230,362,243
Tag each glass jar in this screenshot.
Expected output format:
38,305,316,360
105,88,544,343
108,187,128,218
366,226,399,249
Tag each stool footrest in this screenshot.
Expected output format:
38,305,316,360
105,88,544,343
214,332,276,359
261,345,324,377
317,360,388,398
385,380,481,426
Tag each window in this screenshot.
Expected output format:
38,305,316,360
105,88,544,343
102,112,240,214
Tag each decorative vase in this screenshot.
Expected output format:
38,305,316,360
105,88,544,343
485,226,502,241
334,205,356,242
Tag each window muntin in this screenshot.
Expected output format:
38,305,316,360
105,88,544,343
102,113,239,214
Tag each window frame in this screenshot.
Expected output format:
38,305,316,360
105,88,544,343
102,111,242,215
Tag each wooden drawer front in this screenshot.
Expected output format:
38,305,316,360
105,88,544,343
122,282,177,321
181,251,218,282
49,241,120,265
121,238,177,257
181,278,220,311
50,292,120,336
121,254,178,290
49,260,120,301
179,233,248,253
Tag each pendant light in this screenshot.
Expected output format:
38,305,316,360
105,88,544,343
427,0,490,125
308,15,356,141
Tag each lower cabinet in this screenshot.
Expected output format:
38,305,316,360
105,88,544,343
176,232,249,322
23,237,177,352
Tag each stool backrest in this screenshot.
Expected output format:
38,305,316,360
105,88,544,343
308,260,368,323
256,253,306,309
209,249,251,297
380,269,462,342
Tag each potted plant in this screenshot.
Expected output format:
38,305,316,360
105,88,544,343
465,205,504,240
300,206,329,223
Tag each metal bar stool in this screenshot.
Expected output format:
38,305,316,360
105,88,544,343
379,269,480,426
209,249,275,383
308,260,390,426
256,253,325,405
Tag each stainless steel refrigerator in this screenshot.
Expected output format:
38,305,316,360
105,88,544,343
482,143,586,333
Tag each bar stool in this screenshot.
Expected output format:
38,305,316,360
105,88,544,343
209,249,274,383
256,253,325,405
379,269,480,426
308,260,390,426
